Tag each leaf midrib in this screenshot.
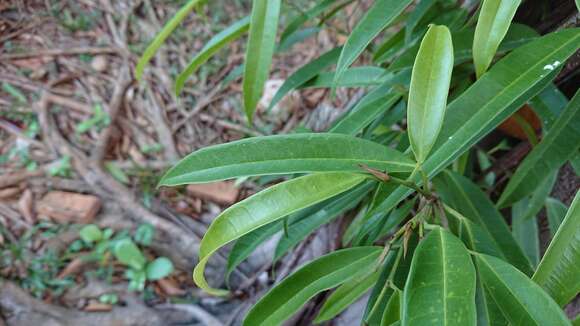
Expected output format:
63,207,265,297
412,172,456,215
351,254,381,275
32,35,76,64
480,256,542,325
429,32,579,176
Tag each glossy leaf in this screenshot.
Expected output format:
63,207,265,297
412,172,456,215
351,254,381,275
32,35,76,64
136,0,207,80
533,191,580,306
545,198,567,237
159,133,415,186
226,220,281,279
405,0,437,43
367,29,580,223
175,16,250,95
407,25,453,163
268,47,341,111
498,90,580,207
194,173,366,295
273,182,373,261
434,168,533,274
402,227,476,326
528,84,568,131
473,0,522,78
243,247,382,325
520,171,558,221
512,198,540,267
381,289,402,326
330,89,401,135
364,249,401,325
242,0,281,121
304,67,388,88
314,269,380,323
474,274,508,326
334,0,412,86
390,24,538,72
476,254,570,325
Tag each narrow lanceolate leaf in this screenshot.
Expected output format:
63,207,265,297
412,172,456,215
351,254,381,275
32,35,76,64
304,67,388,88
243,0,281,121
314,269,380,323
498,91,580,207
158,133,415,186
473,0,522,78
273,182,372,262
382,289,402,326
403,228,476,326
226,220,281,279
545,198,567,237
476,254,570,325
136,0,207,80
367,29,580,222
243,247,382,326
333,0,413,86
407,25,453,163
329,88,401,135
193,173,365,295
405,0,437,43
533,191,580,306
175,16,250,95
434,171,533,274
512,198,540,267
364,249,401,325
390,24,538,72
268,47,341,111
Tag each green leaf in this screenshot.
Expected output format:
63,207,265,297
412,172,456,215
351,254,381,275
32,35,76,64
273,182,373,262
545,198,567,237
145,257,174,280
268,47,342,111
113,239,146,270
381,289,402,326
279,0,350,44
390,24,538,73
533,191,580,306
368,29,580,224
473,0,522,78
444,205,505,259
402,227,476,326
405,0,437,44
528,84,568,132
329,89,401,135
434,168,533,275
304,67,388,88
364,249,401,325
475,253,570,325
314,269,380,323
175,16,250,95
474,274,508,326
226,220,281,280
520,171,558,221
158,133,415,186
135,0,207,80
334,0,413,86
512,198,540,267
498,90,580,207
134,223,155,247
194,173,366,295
407,25,453,163
243,247,382,326
242,0,281,121
79,224,103,244
104,161,129,184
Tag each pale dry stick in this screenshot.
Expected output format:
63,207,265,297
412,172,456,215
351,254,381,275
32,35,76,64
92,66,133,162
145,88,180,161
172,86,225,132
198,113,264,137
0,47,120,61
0,120,47,150
156,303,224,326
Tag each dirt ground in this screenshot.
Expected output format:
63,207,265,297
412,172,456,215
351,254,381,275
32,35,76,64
0,1,578,325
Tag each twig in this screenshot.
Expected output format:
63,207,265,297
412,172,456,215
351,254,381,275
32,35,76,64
92,66,132,162
0,47,120,60
198,113,264,137
156,303,223,326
